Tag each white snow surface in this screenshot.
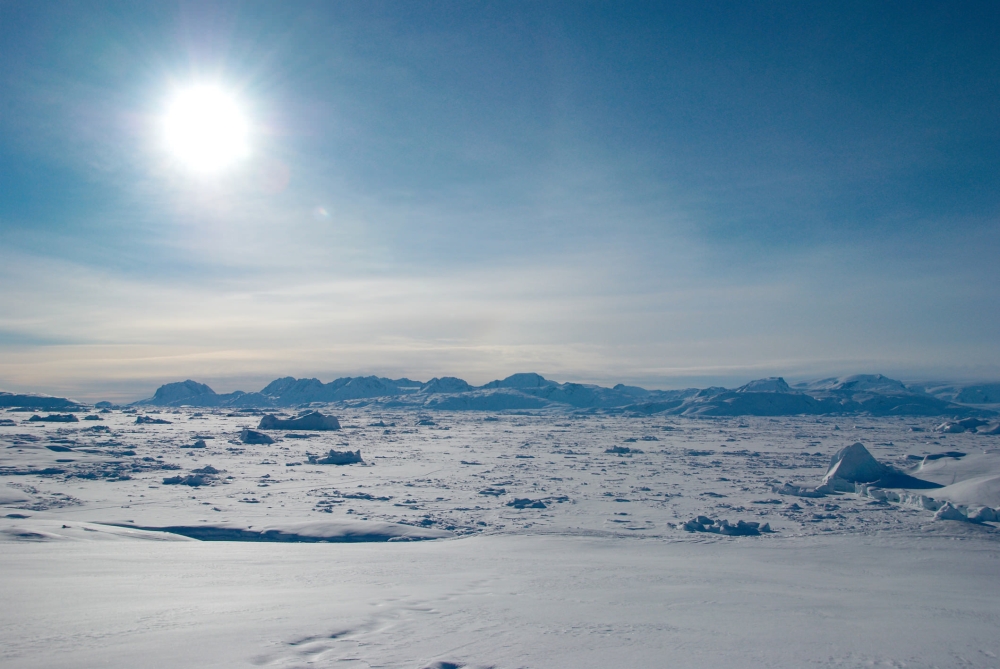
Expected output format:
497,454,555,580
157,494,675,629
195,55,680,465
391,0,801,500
4,534,1000,669
909,452,1000,485
3,406,1000,667
0,489,29,504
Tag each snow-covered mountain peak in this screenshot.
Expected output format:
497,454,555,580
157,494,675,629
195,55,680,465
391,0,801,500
736,377,792,393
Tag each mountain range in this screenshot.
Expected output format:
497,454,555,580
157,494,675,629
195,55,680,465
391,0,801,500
127,373,997,417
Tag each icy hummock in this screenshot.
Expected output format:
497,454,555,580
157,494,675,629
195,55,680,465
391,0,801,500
822,442,888,485
258,411,341,431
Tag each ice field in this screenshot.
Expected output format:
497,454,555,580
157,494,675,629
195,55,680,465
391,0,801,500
2,404,1000,668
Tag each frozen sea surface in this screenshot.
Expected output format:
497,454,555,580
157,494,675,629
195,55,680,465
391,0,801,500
2,407,999,667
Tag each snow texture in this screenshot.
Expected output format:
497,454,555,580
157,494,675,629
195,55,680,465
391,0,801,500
3,390,1000,668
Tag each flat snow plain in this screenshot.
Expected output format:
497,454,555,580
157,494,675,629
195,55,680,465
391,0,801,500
3,407,1000,668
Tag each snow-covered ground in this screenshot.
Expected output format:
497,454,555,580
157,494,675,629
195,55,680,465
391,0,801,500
3,406,1000,668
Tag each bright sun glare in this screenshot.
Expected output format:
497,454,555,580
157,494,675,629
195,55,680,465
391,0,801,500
163,85,249,174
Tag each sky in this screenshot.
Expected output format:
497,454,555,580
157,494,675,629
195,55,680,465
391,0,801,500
1,1,999,401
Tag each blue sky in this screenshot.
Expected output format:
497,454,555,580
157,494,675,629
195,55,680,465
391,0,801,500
1,2,998,400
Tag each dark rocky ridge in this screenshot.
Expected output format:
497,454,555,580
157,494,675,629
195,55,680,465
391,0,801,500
0,392,81,410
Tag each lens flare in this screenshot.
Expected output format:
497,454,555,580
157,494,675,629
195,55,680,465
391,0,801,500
163,85,249,174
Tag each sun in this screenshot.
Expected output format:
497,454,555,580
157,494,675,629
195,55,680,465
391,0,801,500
163,85,250,174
